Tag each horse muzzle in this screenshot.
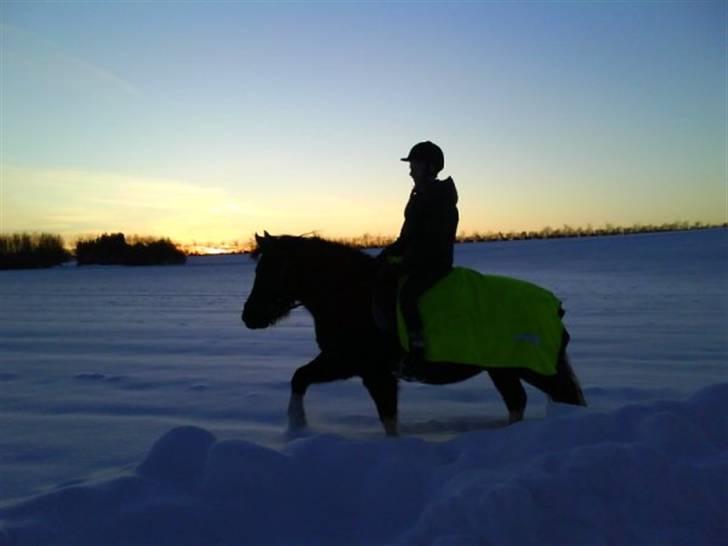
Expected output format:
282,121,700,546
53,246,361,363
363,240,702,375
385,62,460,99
241,304,269,329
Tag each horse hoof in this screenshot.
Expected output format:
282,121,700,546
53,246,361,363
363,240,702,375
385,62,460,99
287,394,307,430
383,418,399,437
288,414,308,430
285,424,311,441
508,410,524,424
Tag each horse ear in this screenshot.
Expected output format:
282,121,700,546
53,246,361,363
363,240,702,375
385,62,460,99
255,232,266,246
264,230,270,237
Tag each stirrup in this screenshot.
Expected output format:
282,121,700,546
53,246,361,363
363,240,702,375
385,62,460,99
395,358,418,381
408,331,425,351
395,344,425,381
372,305,395,334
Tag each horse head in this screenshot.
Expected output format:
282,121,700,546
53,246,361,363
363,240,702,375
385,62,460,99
242,232,302,329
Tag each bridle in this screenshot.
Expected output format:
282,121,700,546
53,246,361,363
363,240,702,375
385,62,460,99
257,253,304,317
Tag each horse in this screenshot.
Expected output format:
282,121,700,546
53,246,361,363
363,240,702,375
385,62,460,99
242,232,586,436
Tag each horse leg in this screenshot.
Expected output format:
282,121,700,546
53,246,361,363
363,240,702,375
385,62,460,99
289,352,355,430
551,352,587,406
361,370,399,437
487,369,527,424
520,351,587,407
545,329,586,406
554,329,586,406
529,327,586,407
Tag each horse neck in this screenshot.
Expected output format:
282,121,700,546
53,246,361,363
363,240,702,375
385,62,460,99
296,249,374,320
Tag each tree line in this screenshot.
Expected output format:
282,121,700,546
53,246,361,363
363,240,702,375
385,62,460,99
334,220,727,249
0,233,72,270
1,221,725,269
0,233,186,270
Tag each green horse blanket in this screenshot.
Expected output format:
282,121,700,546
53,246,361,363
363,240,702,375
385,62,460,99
397,267,565,376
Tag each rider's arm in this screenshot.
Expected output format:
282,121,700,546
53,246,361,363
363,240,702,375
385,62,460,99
401,199,458,272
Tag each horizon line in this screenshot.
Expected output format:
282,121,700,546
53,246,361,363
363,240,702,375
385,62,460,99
5,220,725,256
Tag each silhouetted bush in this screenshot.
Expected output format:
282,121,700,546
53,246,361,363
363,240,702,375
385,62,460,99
0,233,72,269
75,233,186,266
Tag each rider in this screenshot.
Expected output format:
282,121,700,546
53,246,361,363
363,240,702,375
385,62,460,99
379,141,459,366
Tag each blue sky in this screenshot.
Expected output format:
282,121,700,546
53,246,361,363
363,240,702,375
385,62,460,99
1,1,725,247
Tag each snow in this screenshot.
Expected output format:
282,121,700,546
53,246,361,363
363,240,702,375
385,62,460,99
2,387,726,545
0,229,726,545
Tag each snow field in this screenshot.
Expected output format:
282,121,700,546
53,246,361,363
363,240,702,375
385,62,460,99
0,230,726,544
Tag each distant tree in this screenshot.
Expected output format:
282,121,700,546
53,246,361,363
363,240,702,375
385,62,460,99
75,233,186,266
0,233,72,269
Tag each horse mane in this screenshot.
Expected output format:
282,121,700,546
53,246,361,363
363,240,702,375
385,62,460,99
250,235,375,268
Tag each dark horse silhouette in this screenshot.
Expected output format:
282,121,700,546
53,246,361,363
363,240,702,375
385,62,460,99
242,232,586,436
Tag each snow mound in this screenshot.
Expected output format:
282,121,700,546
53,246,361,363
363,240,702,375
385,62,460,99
1,384,726,546
137,426,217,483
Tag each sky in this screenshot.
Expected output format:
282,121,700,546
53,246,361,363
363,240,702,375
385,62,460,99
1,0,726,249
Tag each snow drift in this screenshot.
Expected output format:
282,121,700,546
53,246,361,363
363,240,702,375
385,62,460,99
2,383,726,546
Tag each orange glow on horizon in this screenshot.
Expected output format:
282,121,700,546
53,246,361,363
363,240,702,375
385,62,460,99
181,243,249,256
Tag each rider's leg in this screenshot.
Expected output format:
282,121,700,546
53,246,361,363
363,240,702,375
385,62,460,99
400,269,449,362
400,275,428,359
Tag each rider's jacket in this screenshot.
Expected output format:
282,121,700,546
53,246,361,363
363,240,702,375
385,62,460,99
382,177,459,273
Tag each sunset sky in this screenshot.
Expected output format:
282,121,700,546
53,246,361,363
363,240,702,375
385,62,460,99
1,1,725,248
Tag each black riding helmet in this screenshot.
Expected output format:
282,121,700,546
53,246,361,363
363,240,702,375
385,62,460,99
401,141,444,174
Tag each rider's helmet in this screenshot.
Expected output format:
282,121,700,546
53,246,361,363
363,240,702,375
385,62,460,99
401,141,444,174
